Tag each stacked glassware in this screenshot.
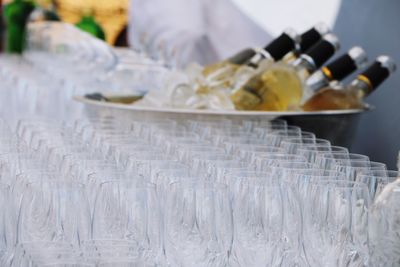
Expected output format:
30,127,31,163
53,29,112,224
0,22,399,267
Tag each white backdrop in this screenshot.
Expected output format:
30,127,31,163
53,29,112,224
232,0,342,35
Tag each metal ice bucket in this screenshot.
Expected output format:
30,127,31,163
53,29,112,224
280,108,369,148
75,96,369,148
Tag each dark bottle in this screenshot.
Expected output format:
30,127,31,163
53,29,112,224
0,0,4,52
29,0,60,22
245,28,300,68
302,56,396,111
299,22,331,53
3,0,35,54
75,11,106,41
303,46,368,101
225,28,300,66
283,22,331,63
202,28,300,80
231,33,340,111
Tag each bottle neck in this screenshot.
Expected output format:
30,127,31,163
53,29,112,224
247,31,298,68
306,70,331,92
45,0,55,6
247,48,273,68
227,48,256,65
349,77,372,98
5,0,35,54
82,15,94,22
6,24,27,53
0,1,3,53
293,55,317,75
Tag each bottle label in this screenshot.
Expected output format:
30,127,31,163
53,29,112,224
357,75,373,93
321,67,333,80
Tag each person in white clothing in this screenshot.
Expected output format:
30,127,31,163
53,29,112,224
128,0,271,67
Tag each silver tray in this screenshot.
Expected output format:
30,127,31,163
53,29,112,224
74,95,371,147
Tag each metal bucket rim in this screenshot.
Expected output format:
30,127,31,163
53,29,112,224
74,95,374,117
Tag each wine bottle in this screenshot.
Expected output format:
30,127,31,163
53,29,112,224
3,0,35,54
231,33,340,111
302,56,396,111
283,22,331,63
75,10,106,41
0,0,4,53
246,28,300,68
201,28,300,78
299,22,331,53
302,46,368,102
29,0,60,22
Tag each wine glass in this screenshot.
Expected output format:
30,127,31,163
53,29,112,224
302,181,370,267
164,181,232,267
230,179,285,267
17,180,91,245
92,181,161,264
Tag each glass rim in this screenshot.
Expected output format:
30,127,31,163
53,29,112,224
169,180,228,190
87,170,140,179
224,170,266,176
16,170,59,178
228,173,277,180
357,170,400,178
39,263,95,267
175,143,221,149
26,179,86,189
307,179,370,189
191,156,234,162
99,180,156,189
254,153,306,159
126,154,168,161
96,261,149,265
282,137,328,143
238,144,281,149
270,129,302,135
323,152,369,159
295,169,347,177
271,161,314,168
297,145,348,151
17,241,76,246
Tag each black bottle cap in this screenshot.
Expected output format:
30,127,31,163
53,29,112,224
264,31,298,61
323,54,356,81
300,28,322,53
323,47,367,81
359,56,396,89
300,22,330,53
304,33,340,68
228,48,257,65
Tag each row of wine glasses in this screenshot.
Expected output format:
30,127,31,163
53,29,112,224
0,113,398,266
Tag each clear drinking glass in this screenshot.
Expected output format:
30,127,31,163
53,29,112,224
280,138,330,155
231,179,284,267
356,170,399,201
316,152,369,171
369,179,400,267
303,181,370,267
18,181,91,245
92,181,161,263
297,145,349,164
0,183,15,260
164,181,232,267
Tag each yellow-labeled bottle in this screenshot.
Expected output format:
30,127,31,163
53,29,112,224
302,56,396,111
302,46,368,102
283,22,330,63
231,33,340,111
200,28,300,89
